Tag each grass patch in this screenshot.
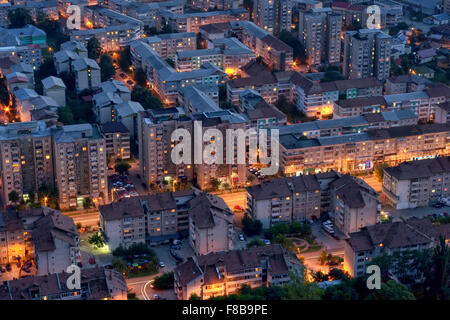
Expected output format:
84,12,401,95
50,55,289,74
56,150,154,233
301,244,322,254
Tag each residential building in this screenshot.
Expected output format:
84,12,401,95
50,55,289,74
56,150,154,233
279,123,450,176
42,76,66,107
436,102,450,123
0,121,54,204
329,174,379,236
113,100,145,143
0,267,128,300
140,32,197,59
253,0,293,35
70,7,144,51
101,122,131,162
32,211,80,275
382,156,450,209
189,192,234,255
0,25,47,69
52,124,108,209
60,41,88,59
299,8,343,67
344,218,449,277
158,8,248,33
174,245,300,300
343,29,392,82
72,58,101,92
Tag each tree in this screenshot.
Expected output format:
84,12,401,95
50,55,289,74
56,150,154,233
114,161,131,175
87,37,102,60
369,280,415,300
112,257,129,276
83,197,92,209
131,86,163,109
189,293,201,300
273,234,295,251
242,213,263,236
318,251,328,266
76,223,82,230
88,232,105,248
118,47,132,71
134,67,147,87
209,178,221,191
153,272,174,289
246,238,265,248
8,8,34,28
374,163,389,182
165,57,175,68
428,236,450,298
99,54,115,82
282,269,324,300
57,106,75,125
8,191,20,204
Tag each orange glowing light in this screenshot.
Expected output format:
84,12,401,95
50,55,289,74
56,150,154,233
85,20,93,29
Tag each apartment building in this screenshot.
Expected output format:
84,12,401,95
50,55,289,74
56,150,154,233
384,74,430,95
343,29,392,82
60,41,88,59
189,0,243,11
100,122,131,162
333,96,387,118
178,85,220,116
0,207,79,274
52,124,108,209
32,211,80,275
436,102,450,124
0,121,54,204
0,24,47,69
175,38,255,73
189,192,234,256
130,40,226,106
299,8,342,67
279,123,450,177
344,218,449,277
99,190,234,250
382,156,450,209
53,50,80,75
253,0,293,35
140,32,197,59
329,174,379,236
175,245,298,299
138,107,247,190
158,8,248,33
100,190,196,248
0,267,128,300
93,79,131,124
278,109,417,137
234,21,293,71
71,8,144,51
246,174,321,228
42,76,66,107
104,0,183,28
72,58,101,92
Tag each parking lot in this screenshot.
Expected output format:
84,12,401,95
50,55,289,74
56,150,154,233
152,239,194,270
110,173,140,201
388,204,450,221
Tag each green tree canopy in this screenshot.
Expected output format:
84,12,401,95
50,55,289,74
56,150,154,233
99,54,116,82
8,8,34,28
114,161,131,175
87,37,102,60
131,86,163,110
8,190,20,203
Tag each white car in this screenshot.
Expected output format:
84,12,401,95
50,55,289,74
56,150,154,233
239,234,245,241
264,239,271,245
159,262,165,268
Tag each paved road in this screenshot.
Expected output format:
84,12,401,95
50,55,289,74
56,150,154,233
127,271,176,300
216,190,247,210
65,211,100,227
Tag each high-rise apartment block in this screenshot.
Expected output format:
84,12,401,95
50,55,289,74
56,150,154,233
299,8,342,67
0,122,108,209
343,29,392,82
253,0,293,35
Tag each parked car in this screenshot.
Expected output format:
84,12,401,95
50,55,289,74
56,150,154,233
239,234,245,241
153,294,160,300
159,262,165,268
89,258,96,265
264,239,271,245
